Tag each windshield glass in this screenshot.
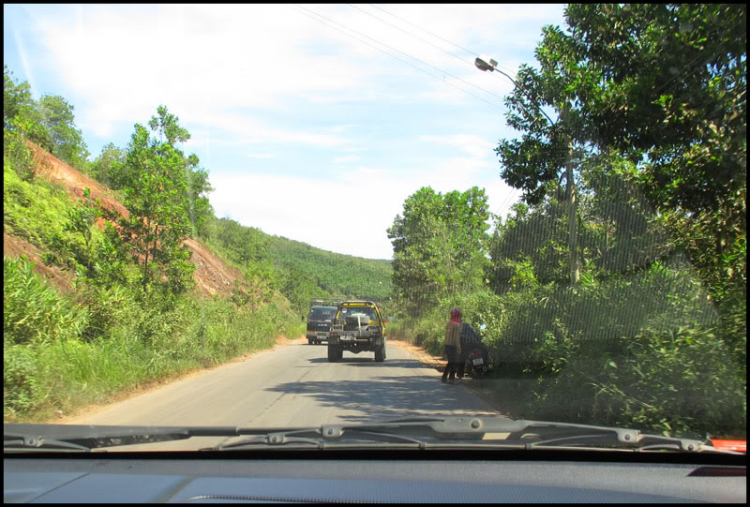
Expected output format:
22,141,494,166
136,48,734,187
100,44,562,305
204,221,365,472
310,307,336,321
339,304,378,321
3,3,745,455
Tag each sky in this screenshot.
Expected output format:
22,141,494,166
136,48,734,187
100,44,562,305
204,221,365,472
4,4,567,260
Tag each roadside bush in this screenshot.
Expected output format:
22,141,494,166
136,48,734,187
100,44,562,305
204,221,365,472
528,322,745,438
4,129,35,182
4,256,87,345
394,256,743,438
3,343,40,419
612,324,743,437
77,283,137,342
501,260,742,437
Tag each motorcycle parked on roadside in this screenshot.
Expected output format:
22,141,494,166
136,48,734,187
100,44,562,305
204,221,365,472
457,323,490,378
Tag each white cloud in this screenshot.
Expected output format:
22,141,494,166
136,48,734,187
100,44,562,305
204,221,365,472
419,134,495,159
30,5,368,143
210,172,399,259
179,110,350,148
13,27,37,99
26,4,564,134
333,156,360,164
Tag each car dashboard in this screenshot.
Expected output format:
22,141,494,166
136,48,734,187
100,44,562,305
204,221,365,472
4,450,746,503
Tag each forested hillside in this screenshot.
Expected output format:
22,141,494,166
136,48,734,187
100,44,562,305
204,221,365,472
270,236,392,299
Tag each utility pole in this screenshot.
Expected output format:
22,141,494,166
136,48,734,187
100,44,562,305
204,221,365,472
562,102,580,285
475,56,579,285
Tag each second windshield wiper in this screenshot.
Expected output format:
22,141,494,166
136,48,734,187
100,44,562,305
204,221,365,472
209,417,727,453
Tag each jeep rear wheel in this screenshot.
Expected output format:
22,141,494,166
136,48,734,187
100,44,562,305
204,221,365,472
374,344,385,362
328,344,341,362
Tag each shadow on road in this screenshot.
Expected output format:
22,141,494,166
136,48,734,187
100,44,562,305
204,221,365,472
264,375,499,423
307,357,425,368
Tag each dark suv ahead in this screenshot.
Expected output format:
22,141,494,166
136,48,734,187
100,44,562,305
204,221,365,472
306,305,337,345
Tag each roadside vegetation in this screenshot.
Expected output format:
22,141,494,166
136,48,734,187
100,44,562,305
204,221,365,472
3,65,388,422
389,4,745,439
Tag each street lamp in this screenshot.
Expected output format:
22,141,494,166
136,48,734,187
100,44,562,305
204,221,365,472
476,55,580,285
474,56,498,72
475,56,556,128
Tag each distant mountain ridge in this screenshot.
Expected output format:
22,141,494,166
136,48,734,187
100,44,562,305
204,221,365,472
270,235,392,301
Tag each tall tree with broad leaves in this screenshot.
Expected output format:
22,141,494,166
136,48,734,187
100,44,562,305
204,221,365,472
493,15,596,284
388,186,490,317
495,3,746,379
4,66,51,151
36,94,91,171
562,4,746,376
91,143,126,189
101,105,201,296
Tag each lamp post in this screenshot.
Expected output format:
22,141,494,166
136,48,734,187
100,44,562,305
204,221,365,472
475,56,579,285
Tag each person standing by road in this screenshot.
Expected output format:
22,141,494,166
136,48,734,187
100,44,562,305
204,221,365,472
442,307,462,384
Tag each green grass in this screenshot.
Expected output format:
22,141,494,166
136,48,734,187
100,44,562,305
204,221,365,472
4,158,75,247
4,258,305,422
4,157,106,275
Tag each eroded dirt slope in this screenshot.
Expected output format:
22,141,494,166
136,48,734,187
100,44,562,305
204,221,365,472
5,141,246,298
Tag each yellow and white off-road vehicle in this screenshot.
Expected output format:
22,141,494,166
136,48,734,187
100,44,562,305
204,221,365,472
327,300,387,362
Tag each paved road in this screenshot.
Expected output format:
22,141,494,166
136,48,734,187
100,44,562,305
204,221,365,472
66,339,501,450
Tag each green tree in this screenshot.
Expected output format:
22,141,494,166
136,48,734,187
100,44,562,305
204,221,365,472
493,18,595,284
492,3,745,382
551,3,745,378
388,186,490,316
36,94,90,171
214,218,270,266
63,187,101,272
561,4,746,217
278,265,319,319
487,154,674,294
268,235,392,301
3,66,51,150
90,143,126,189
184,153,214,237
4,66,34,130
101,106,199,296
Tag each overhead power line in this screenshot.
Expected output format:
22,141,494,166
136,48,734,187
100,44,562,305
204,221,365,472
494,188,520,217
347,3,507,102
367,3,518,77
293,5,506,112
368,4,479,59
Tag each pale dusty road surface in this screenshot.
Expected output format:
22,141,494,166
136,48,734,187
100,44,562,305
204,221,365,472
64,339,502,450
